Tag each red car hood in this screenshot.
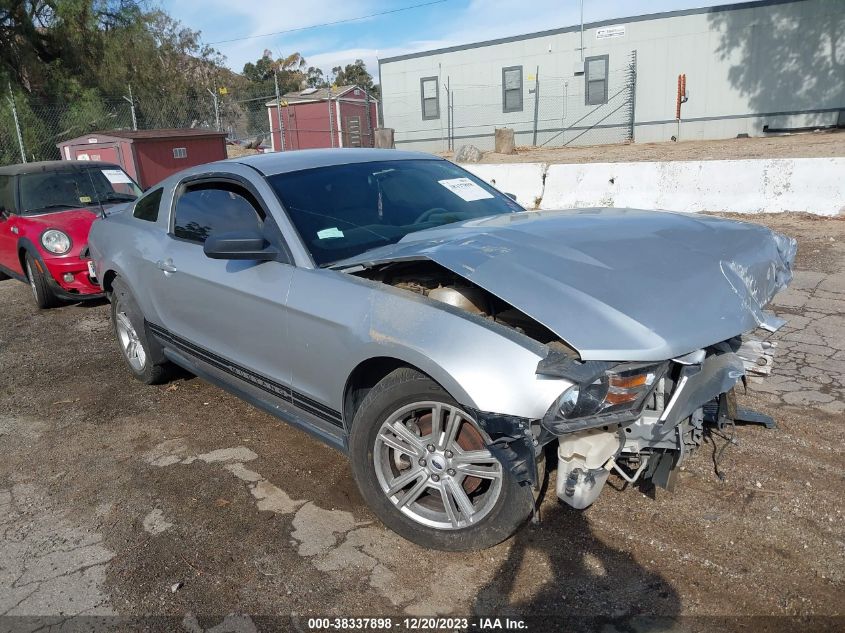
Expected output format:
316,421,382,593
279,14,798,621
22,208,100,245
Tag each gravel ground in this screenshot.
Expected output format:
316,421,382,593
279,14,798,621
0,213,842,632
444,129,845,164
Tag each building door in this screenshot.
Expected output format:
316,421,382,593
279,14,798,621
343,116,362,147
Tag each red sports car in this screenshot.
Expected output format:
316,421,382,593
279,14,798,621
0,160,142,308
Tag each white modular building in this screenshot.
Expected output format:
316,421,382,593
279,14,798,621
378,0,844,152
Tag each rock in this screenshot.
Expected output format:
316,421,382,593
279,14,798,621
454,144,483,163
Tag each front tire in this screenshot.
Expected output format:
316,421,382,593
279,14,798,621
110,277,171,384
25,253,60,309
349,368,533,551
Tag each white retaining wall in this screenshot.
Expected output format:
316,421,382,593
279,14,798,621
464,158,845,216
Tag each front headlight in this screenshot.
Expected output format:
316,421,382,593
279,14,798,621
41,229,71,254
550,362,665,427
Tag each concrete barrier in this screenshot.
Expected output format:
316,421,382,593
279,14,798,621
466,157,845,216
464,163,545,209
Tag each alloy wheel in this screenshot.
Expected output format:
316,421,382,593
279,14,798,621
115,311,146,371
373,402,503,530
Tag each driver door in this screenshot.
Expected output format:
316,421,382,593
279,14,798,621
147,177,296,394
0,175,22,274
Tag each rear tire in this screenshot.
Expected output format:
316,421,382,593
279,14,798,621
349,367,533,551
25,253,61,309
110,277,171,384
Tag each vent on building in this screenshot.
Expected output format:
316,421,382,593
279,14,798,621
173,147,187,159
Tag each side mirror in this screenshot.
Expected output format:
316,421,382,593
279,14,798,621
204,228,279,261
504,192,518,201
0,208,9,221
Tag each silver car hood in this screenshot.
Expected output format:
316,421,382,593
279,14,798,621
334,209,797,361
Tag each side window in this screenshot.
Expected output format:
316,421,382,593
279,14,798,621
502,66,523,113
585,55,609,106
173,182,264,244
0,175,14,213
420,76,439,120
133,188,163,222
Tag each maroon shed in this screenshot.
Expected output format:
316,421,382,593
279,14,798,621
57,128,228,189
266,85,379,152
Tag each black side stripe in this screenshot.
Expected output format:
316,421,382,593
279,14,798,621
147,321,343,427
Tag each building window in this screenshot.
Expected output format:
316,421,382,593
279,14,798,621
420,77,439,120
585,55,609,106
502,66,523,113
173,147,188,159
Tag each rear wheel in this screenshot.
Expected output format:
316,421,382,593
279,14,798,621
25,253,60,309
349,368,533,551
110,277,171,384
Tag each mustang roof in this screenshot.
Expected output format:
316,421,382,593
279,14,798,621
231,148,437,177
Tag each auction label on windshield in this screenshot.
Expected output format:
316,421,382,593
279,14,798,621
101,169,133,184
438,178,494,202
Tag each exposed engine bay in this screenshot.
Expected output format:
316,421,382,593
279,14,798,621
356,260,568,347
356,260,779,511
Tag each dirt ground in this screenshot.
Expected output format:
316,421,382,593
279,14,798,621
442,129,845,164
0,213,843,631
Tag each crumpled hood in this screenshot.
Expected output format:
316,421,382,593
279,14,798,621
335,209,797,361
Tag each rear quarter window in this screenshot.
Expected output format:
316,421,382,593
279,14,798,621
134,188,163,222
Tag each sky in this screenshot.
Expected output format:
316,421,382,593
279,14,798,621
159,0,740,81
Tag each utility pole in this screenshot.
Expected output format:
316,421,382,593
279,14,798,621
7,83,26,163
207,88,220,131
123,83,138,131
273,70,285,151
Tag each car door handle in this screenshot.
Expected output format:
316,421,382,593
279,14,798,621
157,259,177,274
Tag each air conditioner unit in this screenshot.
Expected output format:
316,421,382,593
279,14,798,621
573,60,585,76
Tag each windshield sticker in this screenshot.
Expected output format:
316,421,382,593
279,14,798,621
79,196,92,204
101,169,132,184
438,178,494,202
317,227,345,240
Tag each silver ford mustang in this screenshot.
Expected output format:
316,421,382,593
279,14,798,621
88,149,796,551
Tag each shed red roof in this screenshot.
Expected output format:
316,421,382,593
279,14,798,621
87,128,227,140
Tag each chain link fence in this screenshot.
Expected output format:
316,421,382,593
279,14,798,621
0,85,278,166
1,84,379,165
390,51,638,153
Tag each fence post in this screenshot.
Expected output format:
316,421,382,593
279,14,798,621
445,77,451,151
328,93,335,148
7,83,26,163
207,88,220,131
273,70,285,151
123,83,138,131
531,66,540,146
363,88,373,147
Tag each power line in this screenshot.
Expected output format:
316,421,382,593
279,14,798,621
208,0,452,45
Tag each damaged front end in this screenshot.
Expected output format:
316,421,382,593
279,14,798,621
538,339,774,509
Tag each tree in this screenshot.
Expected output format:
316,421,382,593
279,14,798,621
332,59,373,89
0,0,229,162
242,50,307,94
306,66,327,89
330,58,379,98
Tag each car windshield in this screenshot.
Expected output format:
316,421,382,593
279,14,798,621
19,166,142,215
268,159,523,266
